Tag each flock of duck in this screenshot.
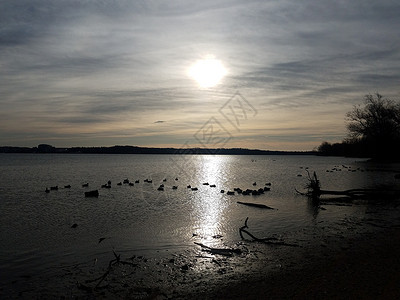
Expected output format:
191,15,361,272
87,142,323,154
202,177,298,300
326,165,365,173
45,177,272,198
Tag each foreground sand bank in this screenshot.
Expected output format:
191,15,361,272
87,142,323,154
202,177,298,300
4,204,400,299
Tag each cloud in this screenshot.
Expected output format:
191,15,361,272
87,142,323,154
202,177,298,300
1,0,400,149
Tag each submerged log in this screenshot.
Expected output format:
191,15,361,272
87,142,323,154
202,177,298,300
194,242,242,256
237,201,274,209
85,190,99,197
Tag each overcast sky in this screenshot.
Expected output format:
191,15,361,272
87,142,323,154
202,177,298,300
1,0,399,150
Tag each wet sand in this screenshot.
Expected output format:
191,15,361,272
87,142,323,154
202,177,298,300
198,227,400,300
4,204,400,299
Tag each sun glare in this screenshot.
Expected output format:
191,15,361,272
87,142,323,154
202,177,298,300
188,57,227,88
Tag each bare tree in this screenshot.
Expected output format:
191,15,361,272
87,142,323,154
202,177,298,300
346,93,400,158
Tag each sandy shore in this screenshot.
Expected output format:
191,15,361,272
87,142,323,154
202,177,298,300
198,227,400,300
4,204,400,299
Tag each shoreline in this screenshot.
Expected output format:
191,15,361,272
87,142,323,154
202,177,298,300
5,210,400,299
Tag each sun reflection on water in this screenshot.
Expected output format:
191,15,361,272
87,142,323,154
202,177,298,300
191,156,231,243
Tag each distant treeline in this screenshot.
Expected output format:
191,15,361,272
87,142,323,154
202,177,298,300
317,140,372,158
0,144,316,156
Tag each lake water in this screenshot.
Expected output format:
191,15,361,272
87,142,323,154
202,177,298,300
1,153,399,295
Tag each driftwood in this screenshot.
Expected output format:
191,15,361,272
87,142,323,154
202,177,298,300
194,242,242,256
85,190,99,197
296,171,400,200
81,250,137,290
239,217,298,247
237,201,275,209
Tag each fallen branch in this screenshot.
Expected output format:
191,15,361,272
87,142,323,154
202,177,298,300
239,217,298,247
296,171,400,201
82,250,137,290
297,185,400,200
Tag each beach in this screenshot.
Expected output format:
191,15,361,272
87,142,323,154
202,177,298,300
9,208,400,299
199,227,400,300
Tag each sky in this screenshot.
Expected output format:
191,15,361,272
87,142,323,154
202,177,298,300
1,0,399,151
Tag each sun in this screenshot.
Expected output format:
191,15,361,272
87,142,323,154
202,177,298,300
188,57,227,88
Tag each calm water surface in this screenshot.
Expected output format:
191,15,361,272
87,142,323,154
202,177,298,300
0,154,399,292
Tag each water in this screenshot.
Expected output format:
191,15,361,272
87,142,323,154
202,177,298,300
0,153,399,294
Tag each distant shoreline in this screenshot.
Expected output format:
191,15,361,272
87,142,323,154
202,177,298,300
0,144,317,155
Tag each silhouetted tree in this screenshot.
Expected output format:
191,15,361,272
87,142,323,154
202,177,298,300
346,93,400,159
